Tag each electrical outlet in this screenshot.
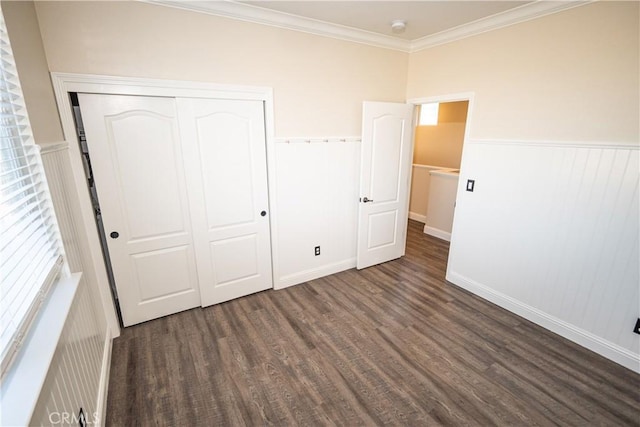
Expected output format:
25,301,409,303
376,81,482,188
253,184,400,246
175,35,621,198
314,246,320,256
634,318,640,335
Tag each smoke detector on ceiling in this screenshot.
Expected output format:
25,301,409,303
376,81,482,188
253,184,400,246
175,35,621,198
391,20,407,34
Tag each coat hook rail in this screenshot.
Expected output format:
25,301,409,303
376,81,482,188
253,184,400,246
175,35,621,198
274,136,362,144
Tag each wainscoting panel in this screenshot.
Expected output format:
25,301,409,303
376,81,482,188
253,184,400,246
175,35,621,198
448,140,639,371
273,138,360,288
29,283,104,426
40,145,84,271
34,144,111,425
40,144,109,333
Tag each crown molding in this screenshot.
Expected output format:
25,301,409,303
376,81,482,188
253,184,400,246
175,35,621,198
142,0,592,54
143,0,410,52
410,1,594,52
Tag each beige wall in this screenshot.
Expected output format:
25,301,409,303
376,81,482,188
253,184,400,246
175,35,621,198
425,172,459,238
408,166,430,220
414,101,467,167
33,1,409,137
413,124,465,167
2,0,63,144
436,100,468,124
7,1,637,143
409,165,451,220
407,1,639,143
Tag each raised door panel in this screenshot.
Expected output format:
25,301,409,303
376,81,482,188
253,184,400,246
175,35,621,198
78,94,200,326
196,112,255,229
370,116,404,203
177,98,272,307
210,234,260,285
368,210,398,249
131,245,197,302
106,112,187,240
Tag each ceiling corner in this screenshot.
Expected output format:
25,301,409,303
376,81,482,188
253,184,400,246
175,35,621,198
409,0,594,52
143,0,412,52
142,0,594,54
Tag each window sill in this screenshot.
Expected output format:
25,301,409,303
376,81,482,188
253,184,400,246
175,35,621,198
0,272,82,426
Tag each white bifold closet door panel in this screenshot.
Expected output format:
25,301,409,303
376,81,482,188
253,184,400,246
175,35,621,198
78,94,201,326
79,94,273,326
177,98,272,307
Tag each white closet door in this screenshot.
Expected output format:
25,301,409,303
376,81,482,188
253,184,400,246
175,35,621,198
78,94,200,326
177,98,273,307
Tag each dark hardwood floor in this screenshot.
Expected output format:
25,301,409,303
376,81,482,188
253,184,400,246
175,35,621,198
106,220,640,426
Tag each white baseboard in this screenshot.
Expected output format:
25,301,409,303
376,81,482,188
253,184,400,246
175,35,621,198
423,225,451,242
95,328,113,427
408,212,427,223
446,270,640,374
275,258,356,289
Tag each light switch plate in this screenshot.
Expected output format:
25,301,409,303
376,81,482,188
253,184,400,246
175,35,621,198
466,179,475,192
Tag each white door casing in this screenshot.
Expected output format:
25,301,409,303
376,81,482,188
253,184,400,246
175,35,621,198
78,94,201,326
357,101,414,269
177,98,273,306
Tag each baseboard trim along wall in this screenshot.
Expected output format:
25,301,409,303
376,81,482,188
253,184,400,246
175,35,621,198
408,212,427,223
447,271,640,373
273,138,360,292
276,258,357,290
423,225,451,242
447,139,639,372
95,328,113,427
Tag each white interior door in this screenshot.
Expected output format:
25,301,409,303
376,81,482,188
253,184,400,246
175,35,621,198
177,98,273,307
357,101,414,269
78,94,200,326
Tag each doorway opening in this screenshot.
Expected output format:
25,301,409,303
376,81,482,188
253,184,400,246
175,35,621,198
408,99,470,242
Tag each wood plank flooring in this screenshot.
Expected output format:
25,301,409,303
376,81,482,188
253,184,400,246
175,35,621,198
106,220,640,426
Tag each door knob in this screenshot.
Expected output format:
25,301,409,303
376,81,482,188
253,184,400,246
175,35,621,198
260,210,267,217
362,197,374,203
110,231,119,239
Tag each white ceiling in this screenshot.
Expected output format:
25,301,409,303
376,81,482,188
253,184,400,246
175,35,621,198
148,0,590,51
241,1,531,41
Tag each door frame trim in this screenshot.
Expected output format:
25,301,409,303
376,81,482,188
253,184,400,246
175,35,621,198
406,92,475,277
51,73,280,336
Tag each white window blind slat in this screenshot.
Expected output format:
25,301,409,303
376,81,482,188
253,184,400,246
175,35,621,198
0,179,40,206
0,149,29,162
2,252,50,316
0,171,31,193
0,6,64,378
0,133,28,146
0,193,41,230
1,218,52,269
0,133,28,144
1,186,39,218
1,220,57,268
1,210,44,254
2,242,57,310
0,144,27,154
0,206,49,252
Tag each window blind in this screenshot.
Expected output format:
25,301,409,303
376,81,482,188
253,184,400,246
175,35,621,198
0,7,63,378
